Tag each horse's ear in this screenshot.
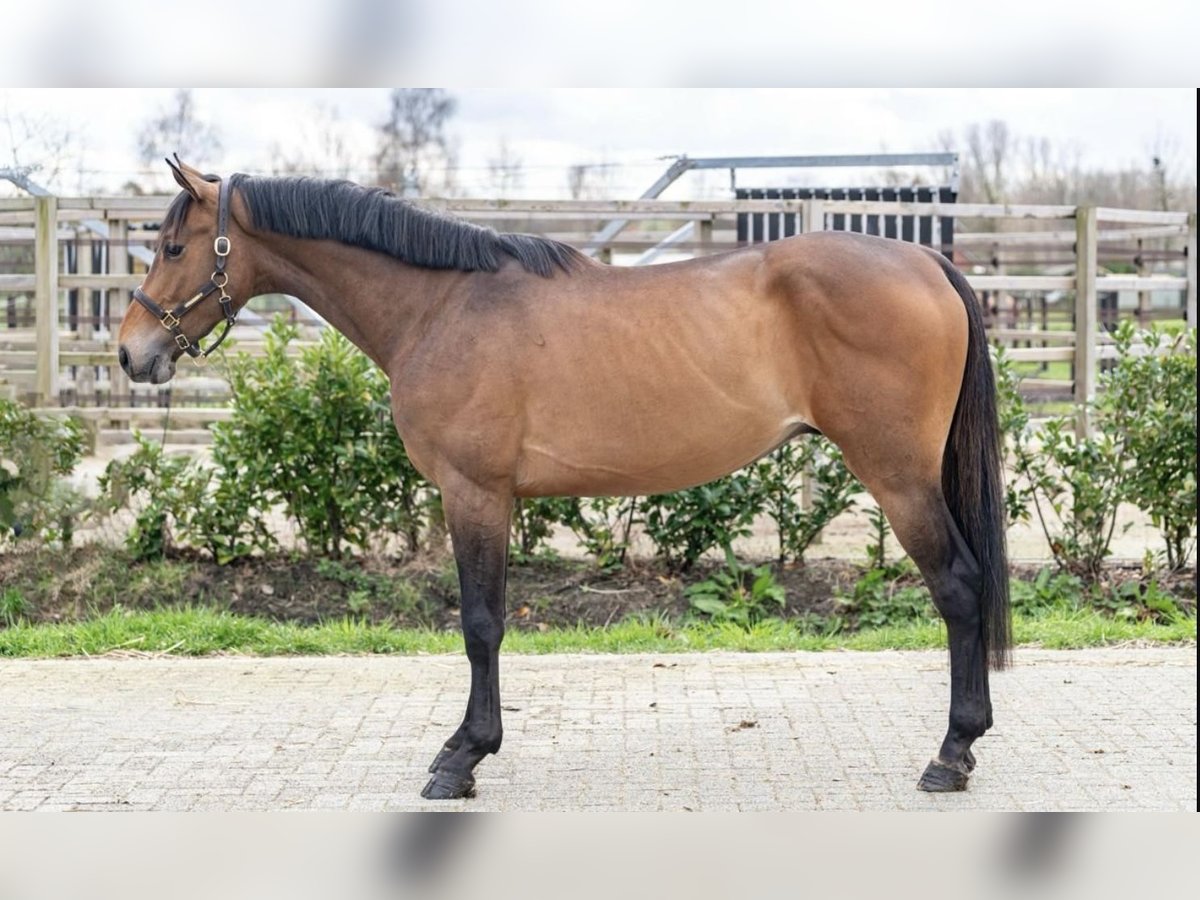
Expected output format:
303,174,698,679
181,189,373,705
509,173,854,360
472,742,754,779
172,154,208,180
165,155,202,201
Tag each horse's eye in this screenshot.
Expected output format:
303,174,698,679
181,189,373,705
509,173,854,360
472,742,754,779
164,243,184,259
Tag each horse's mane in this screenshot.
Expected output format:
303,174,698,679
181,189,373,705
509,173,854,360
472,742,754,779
212,174,585,278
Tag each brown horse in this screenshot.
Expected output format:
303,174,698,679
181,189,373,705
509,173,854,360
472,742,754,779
118,160,1010,800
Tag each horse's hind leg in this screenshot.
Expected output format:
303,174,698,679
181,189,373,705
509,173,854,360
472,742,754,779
851,477,993,792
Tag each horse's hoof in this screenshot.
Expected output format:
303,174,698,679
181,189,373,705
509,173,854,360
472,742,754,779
421,769,476,800
428,746,455,773
917,759,970,792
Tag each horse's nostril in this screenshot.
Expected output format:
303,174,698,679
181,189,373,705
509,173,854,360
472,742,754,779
118,345,131,374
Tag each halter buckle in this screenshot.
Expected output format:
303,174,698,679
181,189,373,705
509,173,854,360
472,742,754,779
161,312,181,330
174,333,193,351
214,236,231,257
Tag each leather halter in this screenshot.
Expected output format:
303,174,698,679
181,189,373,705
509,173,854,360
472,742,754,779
132,175,238,364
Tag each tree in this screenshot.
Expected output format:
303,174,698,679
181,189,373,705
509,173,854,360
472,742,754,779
136,89,222,169
485,137,524,198
565,159,615,200
0,96,81,194
269,102,360,180
374,89,458,196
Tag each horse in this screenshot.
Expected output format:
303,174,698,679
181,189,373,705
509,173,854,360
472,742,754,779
118,158,1010,801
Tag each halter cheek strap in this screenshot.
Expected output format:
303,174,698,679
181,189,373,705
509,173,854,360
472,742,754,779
132,174,239,365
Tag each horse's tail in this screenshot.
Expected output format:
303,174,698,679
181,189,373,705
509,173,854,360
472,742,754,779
933,253,1011,670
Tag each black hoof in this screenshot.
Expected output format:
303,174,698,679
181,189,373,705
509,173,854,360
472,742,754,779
917,759,970,792
421,769,476,800
428,746,455,774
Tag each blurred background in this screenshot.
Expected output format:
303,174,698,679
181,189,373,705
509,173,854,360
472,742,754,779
0,88,1196,206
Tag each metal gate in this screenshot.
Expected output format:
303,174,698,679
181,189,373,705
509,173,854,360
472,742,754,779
735,185,957,258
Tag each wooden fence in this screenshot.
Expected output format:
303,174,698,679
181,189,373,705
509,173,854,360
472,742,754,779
1,194,1194,445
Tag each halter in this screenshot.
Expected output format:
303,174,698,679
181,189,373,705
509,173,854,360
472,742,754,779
132,174,238,365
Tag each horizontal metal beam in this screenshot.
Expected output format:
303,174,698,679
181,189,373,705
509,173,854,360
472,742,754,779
684,153,957,170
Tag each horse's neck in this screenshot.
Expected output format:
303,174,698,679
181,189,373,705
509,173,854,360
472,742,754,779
253,235,447,372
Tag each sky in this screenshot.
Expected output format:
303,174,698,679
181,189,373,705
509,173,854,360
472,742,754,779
1,88,1195,198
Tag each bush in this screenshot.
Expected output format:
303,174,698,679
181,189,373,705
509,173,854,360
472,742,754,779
1099,323,1196,570
834,562,935,629
562,496,639,569
0,398,87,546
100,433,270,563
218,319,430,558
510,497,577,562
641,471,764,572
685,547,785,627
1001,324,1197,578
752,438,859,563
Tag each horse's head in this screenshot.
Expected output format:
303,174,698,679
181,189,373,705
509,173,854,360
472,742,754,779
117,157,252,384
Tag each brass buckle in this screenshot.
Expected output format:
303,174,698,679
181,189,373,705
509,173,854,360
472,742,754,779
161,312,181,330
174,333,192,351
213,236,231,257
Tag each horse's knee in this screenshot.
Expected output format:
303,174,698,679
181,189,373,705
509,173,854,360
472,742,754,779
462,608,504,657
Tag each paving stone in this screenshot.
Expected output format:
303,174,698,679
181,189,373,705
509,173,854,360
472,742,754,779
0,648,1193,810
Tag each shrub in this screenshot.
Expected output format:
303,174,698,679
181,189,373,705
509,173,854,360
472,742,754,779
1002,351,1129,579
563,496,639,569
641,470,764,572
0,398,87,546
1098,323,1196,570
99,433,270,563
834,562,935,629
510,497,576,562
752,438,859,563
685,547,785,627
1002,323,1196,578
217,318,430,558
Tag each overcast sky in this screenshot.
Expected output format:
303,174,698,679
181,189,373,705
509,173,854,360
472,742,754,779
2,88,1195,198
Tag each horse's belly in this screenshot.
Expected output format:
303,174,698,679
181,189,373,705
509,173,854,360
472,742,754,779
515,388,803,497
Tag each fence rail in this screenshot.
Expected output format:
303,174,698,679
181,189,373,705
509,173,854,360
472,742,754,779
2,194,1194,443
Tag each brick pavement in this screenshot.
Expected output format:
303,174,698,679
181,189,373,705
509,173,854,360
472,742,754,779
0,648,1194,811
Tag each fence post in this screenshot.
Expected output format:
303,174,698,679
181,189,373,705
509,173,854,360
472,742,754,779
1074,205,1098,439
798,199,826,522
34,194,59,406
107,218,130,407
696,216,714,255
802,198,825,234
1187,212,1197,329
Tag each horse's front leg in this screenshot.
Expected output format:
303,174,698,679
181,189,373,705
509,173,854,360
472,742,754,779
421,477,513,800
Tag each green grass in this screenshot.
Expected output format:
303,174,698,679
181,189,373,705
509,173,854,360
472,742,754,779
0,606,1192,658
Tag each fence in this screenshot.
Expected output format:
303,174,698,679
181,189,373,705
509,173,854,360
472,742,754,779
1,193,1194,444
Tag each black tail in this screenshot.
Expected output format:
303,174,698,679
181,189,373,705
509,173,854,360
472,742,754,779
933,253,1011,670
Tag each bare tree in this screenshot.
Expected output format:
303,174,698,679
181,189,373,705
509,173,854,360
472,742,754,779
565,159,615,200
374,88,458,196
269,102,360,179
135,89,222,168
485,137,524,198
963,120,1014,204
0,97,82,194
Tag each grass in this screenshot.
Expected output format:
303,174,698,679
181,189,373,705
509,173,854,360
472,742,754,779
0,605,1192,659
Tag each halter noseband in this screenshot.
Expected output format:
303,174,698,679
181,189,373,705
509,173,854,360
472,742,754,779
132,174,239,365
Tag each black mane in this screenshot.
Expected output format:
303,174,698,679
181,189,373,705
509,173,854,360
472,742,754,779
222,174,584,278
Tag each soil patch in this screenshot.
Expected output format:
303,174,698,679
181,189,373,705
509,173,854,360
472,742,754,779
1,546,1193,632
